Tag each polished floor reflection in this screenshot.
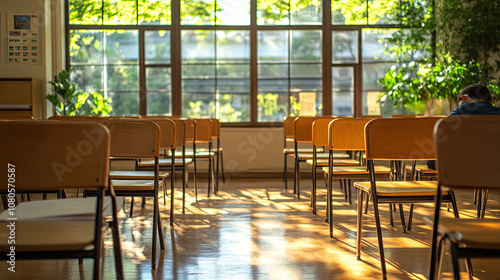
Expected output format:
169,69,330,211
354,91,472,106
2,177,499,279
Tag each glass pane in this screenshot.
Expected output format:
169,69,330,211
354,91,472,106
332,31,358,63
217,79,250,93
71,65,103,92
332,67,354,116
106,66,139,91
217,64,250,78
257,92,288,122
331,0,367,25
182,79,216,93
362,63,394,91
145,30,171,64
181,30,215,63
70,30,103,64
104,0,137,25
257,0,289,25
108,91,140,115
291,0,322,24
290,78,322,92
289,91,322,116
181,0,216,25
216,93,250,122
258,79,288,92
258,64,288,78
69,0,102,25
104,30,139,64
216,31,250,63
217,0,250,25
147,92,172,115
139,0,171,25
147,67,171,91
362,29,398,62
290,30,322,63
363,91,415,116
182,65,215,79
258,31,288,62
368,0,399,25
290,64,321,77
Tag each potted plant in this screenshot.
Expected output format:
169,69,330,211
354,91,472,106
47,68,112,116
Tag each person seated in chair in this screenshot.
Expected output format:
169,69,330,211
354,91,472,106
449,83,500,115
428,83,500,169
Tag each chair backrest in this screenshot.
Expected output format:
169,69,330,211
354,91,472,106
145,118,177,150
48,115,89,120
312,118,336,147
329,118,372,151
435,115,500,189
91,118,160,159
0,121,110,190
211,118,221,139
194,118,213,143
283,116,297,139
365,117,442,160
390,114,417,118
294,117,319,143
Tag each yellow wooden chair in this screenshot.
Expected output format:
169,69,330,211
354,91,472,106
353,117,458,280
429,116,500,280
0,120,123,279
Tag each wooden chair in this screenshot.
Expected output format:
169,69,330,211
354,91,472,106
429,116,500,280
191,118,216,197
283,116,297,189
353,117,458,280
322,118,391,236
210,118,225,191
308,118,362,214
89,118,166,269
0,120,123,280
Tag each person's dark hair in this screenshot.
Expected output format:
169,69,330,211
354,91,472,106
457,83,491,103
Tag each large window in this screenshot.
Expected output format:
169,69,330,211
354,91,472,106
67,0,420,124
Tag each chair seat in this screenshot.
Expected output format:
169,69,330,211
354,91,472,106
437,218,500,250
322,165,391,176
353,180,440,196
0,197,123,221
0,220,97,252
174,150,216,158
111,179,161,191
297,152,349,160
110,170,169,180
306,158,360,166
283,147,324,154
137,158,193,167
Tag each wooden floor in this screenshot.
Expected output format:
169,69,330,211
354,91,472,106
2,177,499,279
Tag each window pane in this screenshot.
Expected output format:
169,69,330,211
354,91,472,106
182,65,215,79
258,79,288,92
216,31,250,63
289,91,322,116
368,0,399,25
108,91,140,115
217,80,250,93
257,92,288,122
139,0,171,25
69,0,102,25
290,79,321,92
104,30,139,64
106,66,139,91
181,0,216,25
290,30,322,63
181,30,215,63
362,29,398,62
104,0,137,25
147,68,172,115
332,67,354,116
258,64,288,78
257,0,289,25
70,30,103,64
217,0,250,25
290,64,321,77
71,65,103,92
291,0,322,24
145,30,171,64
217,64,250,78
258,31,288,62
182,79,216,93
332,30,358,63
331,0,367,25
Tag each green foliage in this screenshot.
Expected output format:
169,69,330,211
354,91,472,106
47,68,112,116
379,0,500,114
